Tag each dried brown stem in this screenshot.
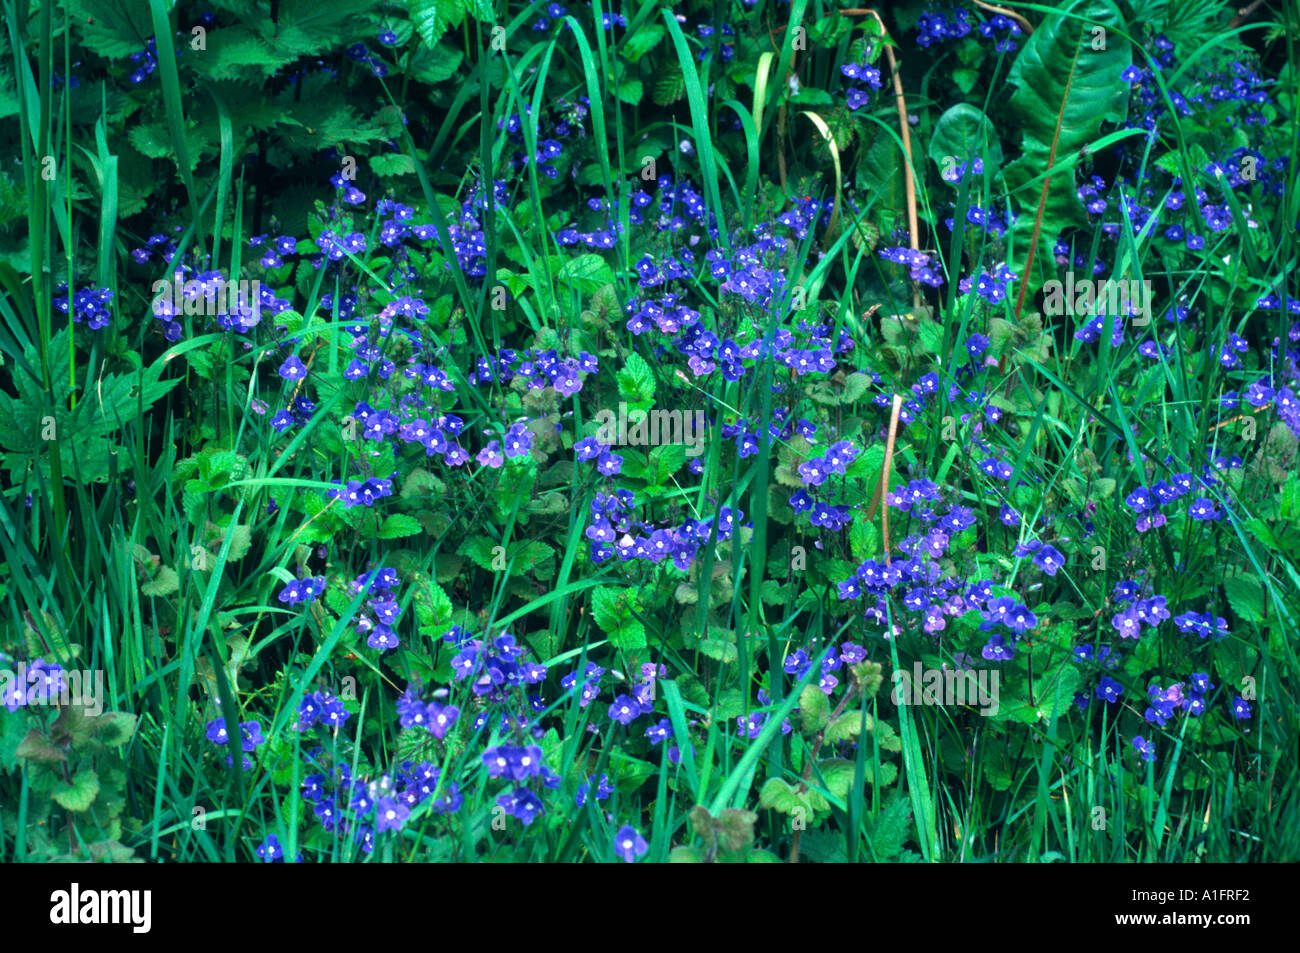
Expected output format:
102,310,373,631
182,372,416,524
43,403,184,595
839,9,921,310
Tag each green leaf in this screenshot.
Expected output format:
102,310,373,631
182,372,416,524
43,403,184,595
53,768,100,812
379,514,424,539
929,103,1003,180
620,25,664,62
94,712,138,747
617,352,656,404
840,371,873,404
758,777,802,813
458,536,500,570
652,66,686,105
1224,573,1267,624
15,729,66,764
408,0,470,48
371,154,417,177
1003,0,1132,301
590,585,646,649
557,254,615,294
70,0,155,59
610,619,647,651
615,79,643,105
799,684,831,734
402,40,465,84
140,567,180,597
850,518,879,563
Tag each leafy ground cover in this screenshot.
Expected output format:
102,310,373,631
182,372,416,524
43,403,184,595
1,0,1298,863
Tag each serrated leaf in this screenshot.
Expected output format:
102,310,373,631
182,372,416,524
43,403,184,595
617,351,656,404
15,729,66,764
652,67,686,105
758,777,802,813
558,254,614,294
140,567,179,597
799,684,831,734
1224,573,1267,624
616,79,643,105
94,712,137,747
409,0,470,47
53,768,100,812
379,514,424,539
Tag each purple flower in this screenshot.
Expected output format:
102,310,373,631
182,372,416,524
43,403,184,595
1133,736,1155,762
613,824,648,862
608,694,641,725
375,797,410,833
1032,544,1064,576
278,355,308,381
1096,676,1123,704
255,834,284,862
1112,608,1142,639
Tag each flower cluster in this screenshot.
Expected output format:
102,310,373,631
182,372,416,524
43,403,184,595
607,663,665,726
348,567,405,651
324,475,396,508
583,491,743,570
278,575,326,607
206,717,266,769
841,54,884,109
448,629,548,703
301,756,460,852
52,284,114,330
396,682,460,739
469,346,597,398
915,9,974,47
879,246,944,287
0,659,65,711
296,689,351,730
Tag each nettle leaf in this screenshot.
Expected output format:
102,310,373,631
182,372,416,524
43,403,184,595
379,514,424,539
824,707,872,744
1003,0,1132,301
558,254,615,294
403,40,465,84
408,0,471,48
816,758,859,800
194,28,294,80
864,792,914,859
652,66,687,105
1224,573,1267,624
617,351,656,404
370,154,416,177
591,586,646,648
69,0,154,59
458,536,500,570
616,79,644,105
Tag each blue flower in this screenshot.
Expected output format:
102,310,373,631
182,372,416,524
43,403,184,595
614,824,648,862
255,834,284,861
1096,676,1124,704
